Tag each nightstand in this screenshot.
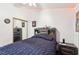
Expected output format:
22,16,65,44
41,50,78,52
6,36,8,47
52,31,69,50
58,43,78,55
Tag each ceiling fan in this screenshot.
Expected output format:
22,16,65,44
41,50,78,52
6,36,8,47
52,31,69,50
22,3,37,7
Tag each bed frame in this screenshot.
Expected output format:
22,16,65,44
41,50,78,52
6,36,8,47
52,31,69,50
34,27,60,55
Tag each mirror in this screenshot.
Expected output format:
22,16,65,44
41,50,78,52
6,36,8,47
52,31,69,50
76,11,79,32
4,18,10,24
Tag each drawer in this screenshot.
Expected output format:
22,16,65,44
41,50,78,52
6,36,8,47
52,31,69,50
61,47,74,54
60,45,74,49
61,50,73,55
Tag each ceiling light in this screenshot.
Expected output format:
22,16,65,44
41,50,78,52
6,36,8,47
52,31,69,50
32,3,37,7
28,3,33,6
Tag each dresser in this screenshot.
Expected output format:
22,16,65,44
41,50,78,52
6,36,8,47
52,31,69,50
13,28,22,42
58,43,78,55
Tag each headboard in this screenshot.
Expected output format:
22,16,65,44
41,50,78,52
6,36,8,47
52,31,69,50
34,27,50,35
34,27,57,39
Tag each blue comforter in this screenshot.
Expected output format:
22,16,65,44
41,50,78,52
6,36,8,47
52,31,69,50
0,34,57,55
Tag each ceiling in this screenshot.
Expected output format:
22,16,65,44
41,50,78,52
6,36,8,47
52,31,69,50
38,3,76,8
14,3,76,9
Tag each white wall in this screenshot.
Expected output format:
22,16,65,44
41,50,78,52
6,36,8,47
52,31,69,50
0,3,28,47
36,8,75,43
28,7,78,49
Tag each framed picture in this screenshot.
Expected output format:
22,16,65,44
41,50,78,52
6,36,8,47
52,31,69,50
32,21,36,27
76,11,79,32
22,22,25,27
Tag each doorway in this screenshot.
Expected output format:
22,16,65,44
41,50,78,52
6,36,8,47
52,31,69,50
13,17,28,42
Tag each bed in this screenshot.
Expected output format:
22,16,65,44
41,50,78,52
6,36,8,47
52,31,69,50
0,28,57,55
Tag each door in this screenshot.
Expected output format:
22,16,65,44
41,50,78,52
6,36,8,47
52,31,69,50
22,21,28,40
13,17,28,40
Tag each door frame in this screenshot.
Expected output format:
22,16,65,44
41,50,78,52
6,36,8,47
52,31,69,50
13,17,28,41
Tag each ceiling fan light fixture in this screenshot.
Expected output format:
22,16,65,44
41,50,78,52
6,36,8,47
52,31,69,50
21,3,37,7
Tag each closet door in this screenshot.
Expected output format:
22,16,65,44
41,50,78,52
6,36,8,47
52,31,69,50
22,22,28,40
13,18,28,40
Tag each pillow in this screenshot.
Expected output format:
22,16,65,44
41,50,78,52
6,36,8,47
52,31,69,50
32,34,54,41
